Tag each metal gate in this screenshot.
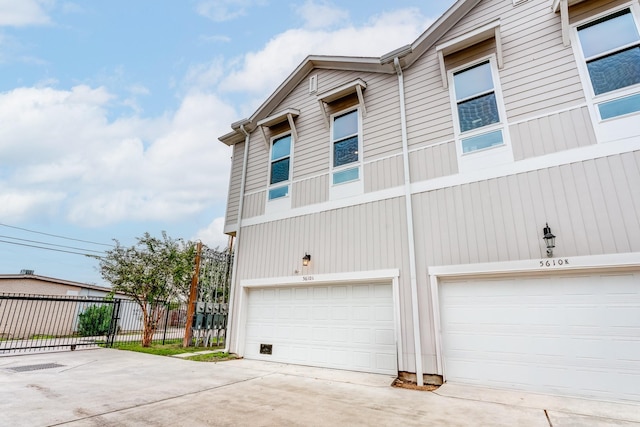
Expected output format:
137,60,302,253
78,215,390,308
188,245,232,347
0,294,120,355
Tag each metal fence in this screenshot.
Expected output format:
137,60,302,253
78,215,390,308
0,293,189,355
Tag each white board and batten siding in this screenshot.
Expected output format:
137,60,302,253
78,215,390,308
244,282,398,375
439,270,640,402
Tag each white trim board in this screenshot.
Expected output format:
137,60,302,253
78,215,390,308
239,139,639,228
241,268,400,288
427,252,640,278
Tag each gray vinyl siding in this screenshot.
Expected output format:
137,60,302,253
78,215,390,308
364,155,405,193
244,132,268,193
224,142,244,230
409,141,458,182
242,191,265,219
292,174,329,208
412,151,640,269
510,106,596,160
404,49,455,149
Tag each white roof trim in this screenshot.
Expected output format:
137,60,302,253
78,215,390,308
316,78,367,128
436,19,502,88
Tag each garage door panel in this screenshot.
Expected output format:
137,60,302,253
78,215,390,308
245,283,397,375
440,271,640,401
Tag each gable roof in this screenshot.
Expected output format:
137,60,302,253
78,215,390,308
219,0,485,145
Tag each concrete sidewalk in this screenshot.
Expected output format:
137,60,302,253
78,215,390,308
0,348,638,426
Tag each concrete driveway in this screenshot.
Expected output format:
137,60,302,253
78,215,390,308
1,349,638,426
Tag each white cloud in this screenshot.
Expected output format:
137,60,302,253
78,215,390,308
0,189,65,222
220,8,433,97
196,0,265,23
193,217,228,249
293,0,349,29
0,84,237,227
0,0,51,27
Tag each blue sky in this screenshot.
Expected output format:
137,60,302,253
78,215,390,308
0,0,455,286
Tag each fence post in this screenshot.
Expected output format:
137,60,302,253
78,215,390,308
183,241,202,347
107,299,121,348
162,301,170,345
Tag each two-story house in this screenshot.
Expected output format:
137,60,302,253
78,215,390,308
219,0,640,402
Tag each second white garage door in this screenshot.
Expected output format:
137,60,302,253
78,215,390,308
439,271,640,402
244,283,398,375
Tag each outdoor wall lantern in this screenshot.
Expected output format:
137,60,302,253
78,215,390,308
302,253,311,267
542,223,556,257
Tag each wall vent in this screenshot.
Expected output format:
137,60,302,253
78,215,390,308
309,74,318,94
260,344,273,355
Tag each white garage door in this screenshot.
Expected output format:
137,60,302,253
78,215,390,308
440,271,640,402
244,283,398,375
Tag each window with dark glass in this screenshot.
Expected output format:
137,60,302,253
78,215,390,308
268,134,291,200
332,109,360,184
578,9,640,119
453,61,504,153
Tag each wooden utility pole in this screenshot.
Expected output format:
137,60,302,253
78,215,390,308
183,241,202,347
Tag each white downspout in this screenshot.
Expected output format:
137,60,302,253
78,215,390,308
394,57,424,386
224,123,250,354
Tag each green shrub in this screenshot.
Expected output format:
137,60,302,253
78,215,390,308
78,304,113,337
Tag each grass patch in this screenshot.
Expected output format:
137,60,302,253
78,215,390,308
185,352,239,362
112,341,224,357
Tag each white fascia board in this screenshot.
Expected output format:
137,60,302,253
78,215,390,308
257,108,300,144
256,108,300,128
428,252,640,278
317,78,367,104
241,269,400,288
436,20,500,55
435,20,502,87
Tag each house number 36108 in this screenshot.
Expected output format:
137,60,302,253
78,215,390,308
539,259,569,267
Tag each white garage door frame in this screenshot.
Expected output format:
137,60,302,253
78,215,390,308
427,252,640,380
237,269,405,372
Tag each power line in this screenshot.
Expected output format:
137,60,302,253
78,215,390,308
0,222,114,247
0,235,106,255
0,239,104,258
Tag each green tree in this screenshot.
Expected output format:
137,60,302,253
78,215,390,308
98,232,196,347
78,304,113,337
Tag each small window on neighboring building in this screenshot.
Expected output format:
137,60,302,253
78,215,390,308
268,134,291,200
331,108,361,185
577,8,640,120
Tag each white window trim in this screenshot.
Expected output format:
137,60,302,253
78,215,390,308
448,54,513,173
329,106,364,200
570,2,640,143
265,131,293,213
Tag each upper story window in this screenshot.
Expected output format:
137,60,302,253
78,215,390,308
576,8,640,120
268,133,292,200
451,59,506,155
331,108,361,185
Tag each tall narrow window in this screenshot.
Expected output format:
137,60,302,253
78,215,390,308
331,109,360,185
453,60,504,154
577,8,640,119
268,134,291,200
